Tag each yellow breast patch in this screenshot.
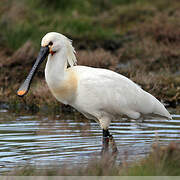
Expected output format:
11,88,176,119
50,68,78,103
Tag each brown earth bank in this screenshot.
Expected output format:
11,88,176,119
1,17,180,113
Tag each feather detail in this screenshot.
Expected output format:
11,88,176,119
66,38,77,67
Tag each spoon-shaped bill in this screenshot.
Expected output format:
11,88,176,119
17,46,49,97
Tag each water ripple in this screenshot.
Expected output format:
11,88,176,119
0,110,179,174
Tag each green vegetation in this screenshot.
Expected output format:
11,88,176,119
0,0,179,50
8,143,180,176
0,0,180,109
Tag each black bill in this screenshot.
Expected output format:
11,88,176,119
17,46,49,97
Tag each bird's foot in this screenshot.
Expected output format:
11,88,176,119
101,135,118,166
101,135,118,157
101,137,109,155
101,129,118,159
109,135,118,155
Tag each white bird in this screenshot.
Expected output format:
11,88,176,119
17,32,172,152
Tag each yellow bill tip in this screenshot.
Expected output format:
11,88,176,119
17,90,26,96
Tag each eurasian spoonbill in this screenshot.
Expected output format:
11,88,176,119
17,32,172,152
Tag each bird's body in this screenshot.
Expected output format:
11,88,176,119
46,63,171,130
17,32,172,152
42,32,171,130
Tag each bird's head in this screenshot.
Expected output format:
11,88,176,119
41,32,67,56
17,32,76,97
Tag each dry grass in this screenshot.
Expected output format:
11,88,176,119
77,48,118,70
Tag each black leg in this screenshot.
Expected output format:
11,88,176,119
101,129,110,154
103,129,110,137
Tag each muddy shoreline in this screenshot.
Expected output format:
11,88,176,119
0,37,180,113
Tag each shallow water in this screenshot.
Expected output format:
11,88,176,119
0,108,180,174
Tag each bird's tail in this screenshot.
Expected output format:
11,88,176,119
154,99,172,120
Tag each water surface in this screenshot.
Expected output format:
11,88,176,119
0,109,180,174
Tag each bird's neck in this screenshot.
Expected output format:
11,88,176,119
45,49,68,86
45,49,78,105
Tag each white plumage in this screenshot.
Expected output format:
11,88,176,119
42,32,171,130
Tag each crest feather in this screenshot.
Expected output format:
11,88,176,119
66,38,77,67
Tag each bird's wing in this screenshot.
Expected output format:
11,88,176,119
74,66,142,110
73,66,171,119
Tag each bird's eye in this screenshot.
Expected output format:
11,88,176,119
49,41,53,46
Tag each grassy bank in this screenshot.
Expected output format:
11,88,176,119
8,142,180,176
1,0,179,50
0,0,180,111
